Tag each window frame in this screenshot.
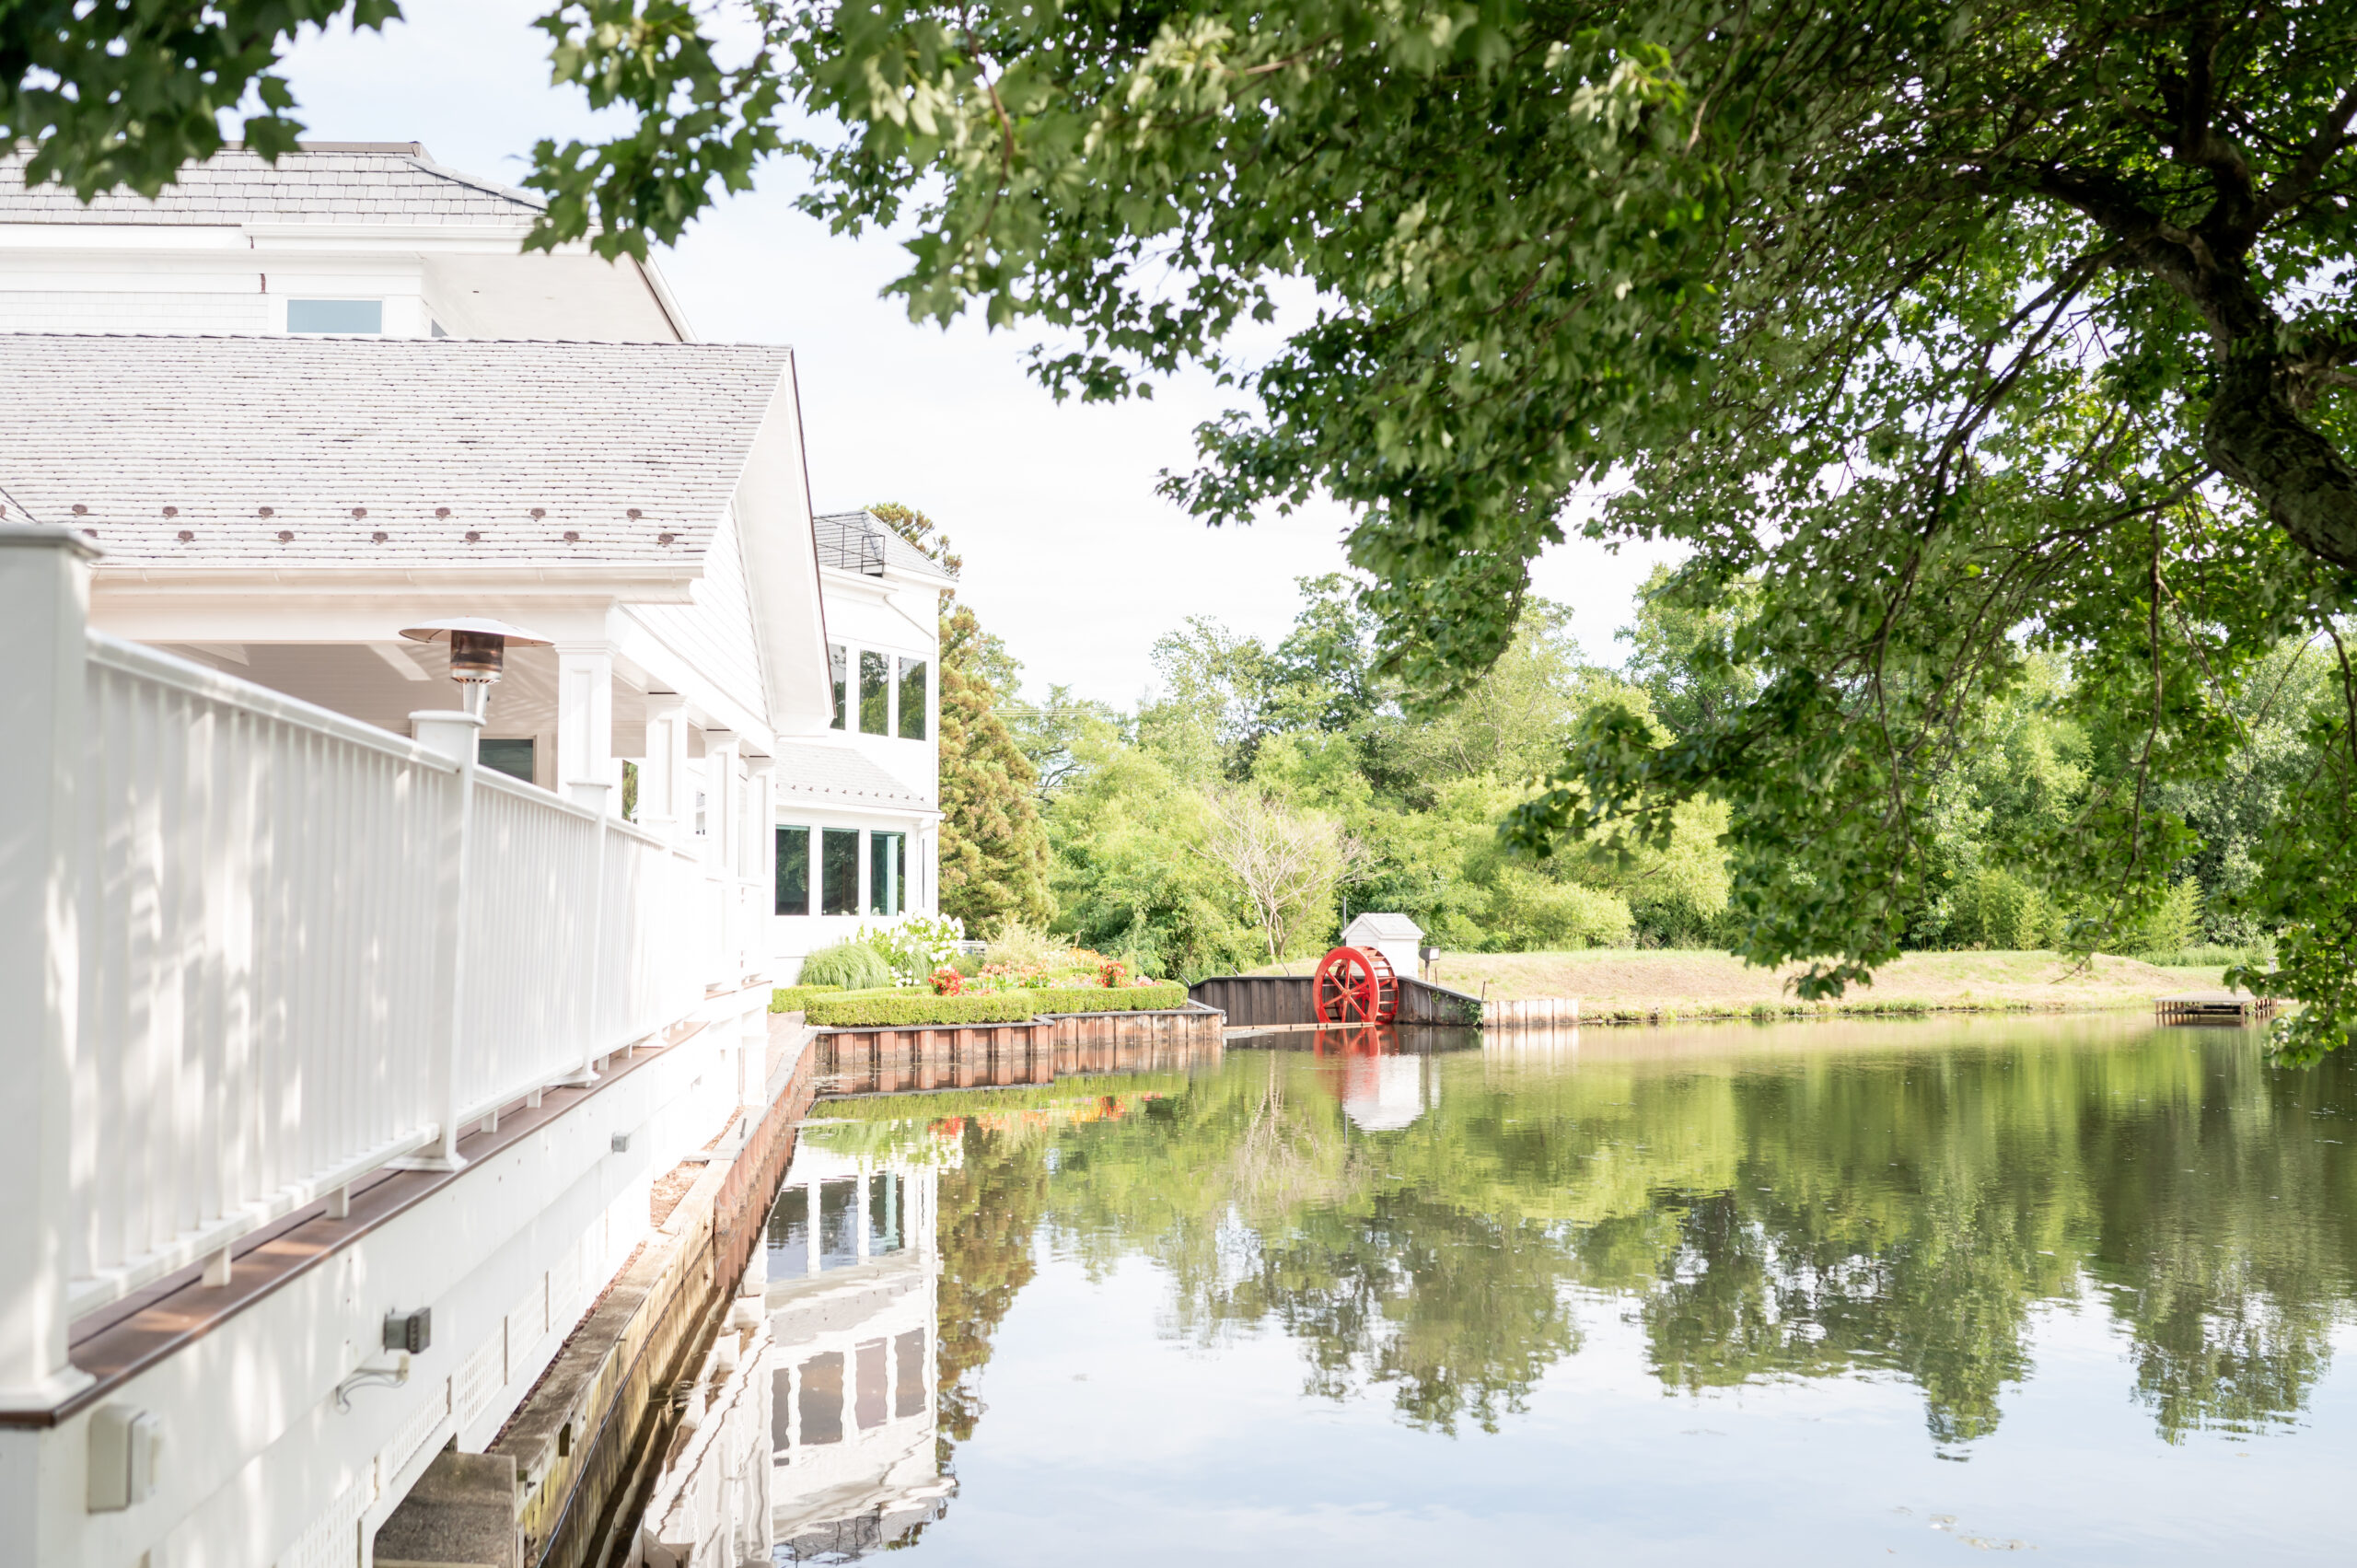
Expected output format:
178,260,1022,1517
897,656,930,741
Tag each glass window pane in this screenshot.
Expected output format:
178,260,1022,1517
764,1185,809,1281
772,1365,793,1453
286,298,383,333
477,738,534,783
819,1177,860,1267
797,1353,843,1445
897,657,928,739
855,1338,888,1430
776,825,810,915
867,1172,901,1256
868,832,903,917
829,644,847,730
894,1330,926,1419
859,650,889,734
820,830,860,916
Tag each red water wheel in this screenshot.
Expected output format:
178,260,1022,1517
1313,945,1399,1024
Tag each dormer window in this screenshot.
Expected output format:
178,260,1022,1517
287,299,383,333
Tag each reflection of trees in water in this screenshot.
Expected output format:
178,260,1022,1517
931,1122,1051,1469
875,1030,2357,1455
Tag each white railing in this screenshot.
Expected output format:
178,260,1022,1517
68,638,452,1314
54,633,722,1318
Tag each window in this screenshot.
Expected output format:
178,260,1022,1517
798,1353,844,1446
897,657,928,740
829,644,847,730
868,831,904,916
477,738,534,784
894,1330,926,1419
819,829,860,916
859,650,889,735
766,1186,810,1281
772,1365,794,1453
694,789,707,837
819,1178,860,1267
867,1172,902,1255
776,826,811,915
286,298,383,333
855,1338,888,1430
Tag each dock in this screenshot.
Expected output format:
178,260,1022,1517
2155,992,2277,1023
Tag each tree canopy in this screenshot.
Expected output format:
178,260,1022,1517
14,0,2357,1051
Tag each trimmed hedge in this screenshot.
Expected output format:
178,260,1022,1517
770,983,843,1014
1034,983,1189,1014
805,991,1042,1028
804,981,1191,1029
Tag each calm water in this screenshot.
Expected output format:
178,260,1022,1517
763,1016,2357,1563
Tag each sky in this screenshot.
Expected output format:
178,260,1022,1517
275,2,1679,710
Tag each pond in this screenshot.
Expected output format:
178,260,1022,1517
755,1015,2357,1564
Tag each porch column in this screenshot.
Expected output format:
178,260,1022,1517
0,528,99,1409
745,754,778,988
555,644,615,817
641,693,688,845
744,754,776,889
704,730,741,877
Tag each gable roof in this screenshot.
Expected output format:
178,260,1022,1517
813,509,957,584
0,145,543,227
770,741,933,810
0,333,795,568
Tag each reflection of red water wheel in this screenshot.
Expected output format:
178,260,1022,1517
1314,946,1399,1024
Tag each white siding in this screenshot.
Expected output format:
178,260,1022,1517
634,501,767,724
0,288,269,332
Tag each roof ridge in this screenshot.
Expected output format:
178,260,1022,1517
399,153,548,213
0,331,795,352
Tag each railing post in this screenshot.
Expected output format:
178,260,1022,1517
403,707,484,1171
555,809,608,1090
0,528,100,1409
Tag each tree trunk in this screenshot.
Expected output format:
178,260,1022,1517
2203,346,2357,571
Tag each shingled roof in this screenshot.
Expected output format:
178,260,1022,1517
0,334,794,568
0,145,543,226
770,741,933,809
812,510,958,583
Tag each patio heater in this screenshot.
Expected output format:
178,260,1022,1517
396,616,552,717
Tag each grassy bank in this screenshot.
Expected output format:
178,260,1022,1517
1259,948,2247,1022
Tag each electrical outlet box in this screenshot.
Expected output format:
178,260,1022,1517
87,1404,162,1512
610,1132,631,1153
383,1306,433,1354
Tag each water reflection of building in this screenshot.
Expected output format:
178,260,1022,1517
1317,1028,1446,1132
764,1146,956,1561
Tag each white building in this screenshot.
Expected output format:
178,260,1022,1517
0,142,947,975
0,143,690,339
0,144,947,1563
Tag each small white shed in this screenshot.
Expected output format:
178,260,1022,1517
1341,912,1425,983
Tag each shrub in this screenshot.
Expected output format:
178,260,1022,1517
798,940,896,991
1949,868,2058,950
770,983,843,1013
2122,878,2201,957
805,991,1047,1027
1033,982,1188,1014
983,918,1062,969
803,981,1190,1028
861,914,969,983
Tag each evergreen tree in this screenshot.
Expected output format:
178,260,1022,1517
870,504,1054,933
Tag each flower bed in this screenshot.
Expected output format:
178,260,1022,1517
804,982,1190,1029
